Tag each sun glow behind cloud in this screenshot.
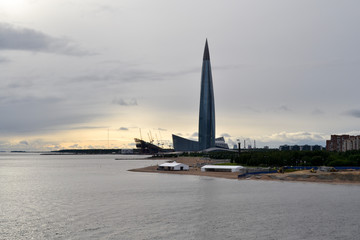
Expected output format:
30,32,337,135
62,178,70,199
0,0,29,16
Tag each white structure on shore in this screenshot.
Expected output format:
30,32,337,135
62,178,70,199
158,161,189,171
201,165,244,172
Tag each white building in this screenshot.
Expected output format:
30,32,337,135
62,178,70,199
158,161,189,171
201,165,244,172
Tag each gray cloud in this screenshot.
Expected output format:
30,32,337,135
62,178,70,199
0,96,104,135
311,108,324,115
92,4,121,15
19,140,29,145
69,126,108,130
346,109,360,118
0,22,93,56
277,105,292,112
0,55,9,63
221,133,231,138
0,95,61,105
112,98,138,106
213,64,246,71
73,66,199,84
119,127,129,131
1,1,360,151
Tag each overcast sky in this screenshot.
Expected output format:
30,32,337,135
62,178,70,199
1,0,360,151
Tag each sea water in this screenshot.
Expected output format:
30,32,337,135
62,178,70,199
1,153,360,240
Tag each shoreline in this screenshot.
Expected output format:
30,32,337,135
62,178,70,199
129,157,360,185
247,170,360,185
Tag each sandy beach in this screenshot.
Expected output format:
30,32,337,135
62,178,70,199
251,169,360,184
129,157,360,184
129,157,240,179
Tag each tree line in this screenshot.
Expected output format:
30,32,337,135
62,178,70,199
207,150,360,167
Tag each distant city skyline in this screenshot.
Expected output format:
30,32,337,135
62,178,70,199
1,0,360,151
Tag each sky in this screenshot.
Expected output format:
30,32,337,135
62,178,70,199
1,0,360,151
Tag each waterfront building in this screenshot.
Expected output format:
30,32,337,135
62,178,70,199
172,135,199,152
342,136,360,152
326,135,355,152
172,40,228,151
327,135,360,152
201,165,244,173
157,161,189,171
215,137,229,149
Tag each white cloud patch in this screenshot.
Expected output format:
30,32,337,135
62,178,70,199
0,139,61,151
69,144,80,149
0,22,93,56
259,131,327,146
226,132,328,149
221,133,231,138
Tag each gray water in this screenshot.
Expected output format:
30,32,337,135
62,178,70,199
1,153,359,240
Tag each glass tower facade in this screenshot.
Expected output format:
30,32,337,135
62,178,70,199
172,40,217,151
198,40,215,150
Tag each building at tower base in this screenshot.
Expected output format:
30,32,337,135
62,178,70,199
172,134,229,152
172,135,199,152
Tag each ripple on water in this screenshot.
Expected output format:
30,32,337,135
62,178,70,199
1,154,360,240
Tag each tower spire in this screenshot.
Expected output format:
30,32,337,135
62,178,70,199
203,39,210,60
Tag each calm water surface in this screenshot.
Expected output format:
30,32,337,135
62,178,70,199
1,153,360,240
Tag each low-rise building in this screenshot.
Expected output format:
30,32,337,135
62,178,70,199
201,165,244,172
157,161,189,171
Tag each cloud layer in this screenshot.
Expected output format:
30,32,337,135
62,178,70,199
0,23,92,56
1,0,360,150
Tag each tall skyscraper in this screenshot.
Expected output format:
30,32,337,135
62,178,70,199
198,40,215,150
172,40,226,151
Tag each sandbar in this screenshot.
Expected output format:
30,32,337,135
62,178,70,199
129,157,360,184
